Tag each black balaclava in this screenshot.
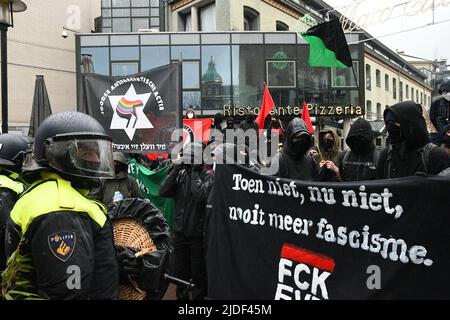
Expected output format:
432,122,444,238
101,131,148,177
291,135,311,158
322,134,335,152
346,118,374,154
384,109,404,144
284,118,313,160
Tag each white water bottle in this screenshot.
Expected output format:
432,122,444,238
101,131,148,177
112,191,124,203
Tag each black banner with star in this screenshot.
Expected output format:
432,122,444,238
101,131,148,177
82,63,181,153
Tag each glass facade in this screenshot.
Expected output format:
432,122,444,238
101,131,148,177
101,0,161,32
78,32,361,117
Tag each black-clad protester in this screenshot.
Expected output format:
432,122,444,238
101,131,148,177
159,142,212,300
377,101,450,179
268,118,318,181
430,78,450,145
90,151,140,206
318,127,342,182
339,118,380,181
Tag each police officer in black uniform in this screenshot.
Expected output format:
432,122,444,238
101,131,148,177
5,112,119,300
0,134,30,272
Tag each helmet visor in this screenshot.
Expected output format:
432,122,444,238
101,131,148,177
46,138,114,179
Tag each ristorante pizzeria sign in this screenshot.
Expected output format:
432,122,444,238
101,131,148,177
224,104,365,117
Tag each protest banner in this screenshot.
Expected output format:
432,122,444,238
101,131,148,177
183,118,213,145
128,159,174,230
82,63,181,153
207,164,450,299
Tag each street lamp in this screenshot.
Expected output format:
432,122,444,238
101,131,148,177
0,0,27,134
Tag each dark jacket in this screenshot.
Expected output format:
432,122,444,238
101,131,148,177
91,171,141,206
339,118,380,181
430,96,450,137
270,118,318,181
5,172,118,300
0,186,20,271
377,101,450,179
159,165,213,237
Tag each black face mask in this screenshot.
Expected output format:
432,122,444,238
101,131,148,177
323,138,334,151
387,123,404,144
347,136,371,154
291,140,310,157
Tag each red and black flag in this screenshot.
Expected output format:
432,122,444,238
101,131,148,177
302,19,352,68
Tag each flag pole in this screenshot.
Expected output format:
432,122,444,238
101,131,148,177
179,53,183,132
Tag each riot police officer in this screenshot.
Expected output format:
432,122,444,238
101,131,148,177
0,134,30,272
5,112,118,300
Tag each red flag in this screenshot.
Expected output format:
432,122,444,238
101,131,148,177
183,118,213,145
301,102,314,134
256,83,275,130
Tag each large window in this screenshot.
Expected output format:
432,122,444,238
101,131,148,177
141,46,169,71
393,78,397,100
102,0,160,32
276,21,289,31
366,100,372,120
385,74,389,91
376,103,382,120
376,69,381,87
243,6,259,31
416,89,419,103
232,44,264,106
411,87,414,101
201,45,231,109
110,46,139,75
199,3,216,31
399,81,403,102
366,64,371,90
81,47,110,75
406,84,409,99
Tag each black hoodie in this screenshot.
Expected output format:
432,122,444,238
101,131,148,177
269,118,318,180
339,118,380,181
377,101,450,179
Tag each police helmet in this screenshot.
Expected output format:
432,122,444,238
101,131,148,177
0,134,31,173
30,112,114,181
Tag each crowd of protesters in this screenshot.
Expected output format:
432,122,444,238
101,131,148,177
0,92,449,300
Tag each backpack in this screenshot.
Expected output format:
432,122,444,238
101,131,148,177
386,142,436,177
340,148,380,180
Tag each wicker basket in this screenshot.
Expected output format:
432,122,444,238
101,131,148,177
112,218,157,300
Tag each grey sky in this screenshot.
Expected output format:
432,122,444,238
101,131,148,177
323,0,450,62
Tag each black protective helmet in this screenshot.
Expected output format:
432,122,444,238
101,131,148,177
0,134,31,173
27,112,114,183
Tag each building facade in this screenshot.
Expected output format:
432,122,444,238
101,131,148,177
167,0,322,32
364,44,433,122
4,0,436,138
77,31,361,117
1,0,100,133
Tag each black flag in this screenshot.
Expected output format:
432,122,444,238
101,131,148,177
82,63,181,153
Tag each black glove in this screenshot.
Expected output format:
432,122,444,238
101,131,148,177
117,246,140,278
137,250,169,295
